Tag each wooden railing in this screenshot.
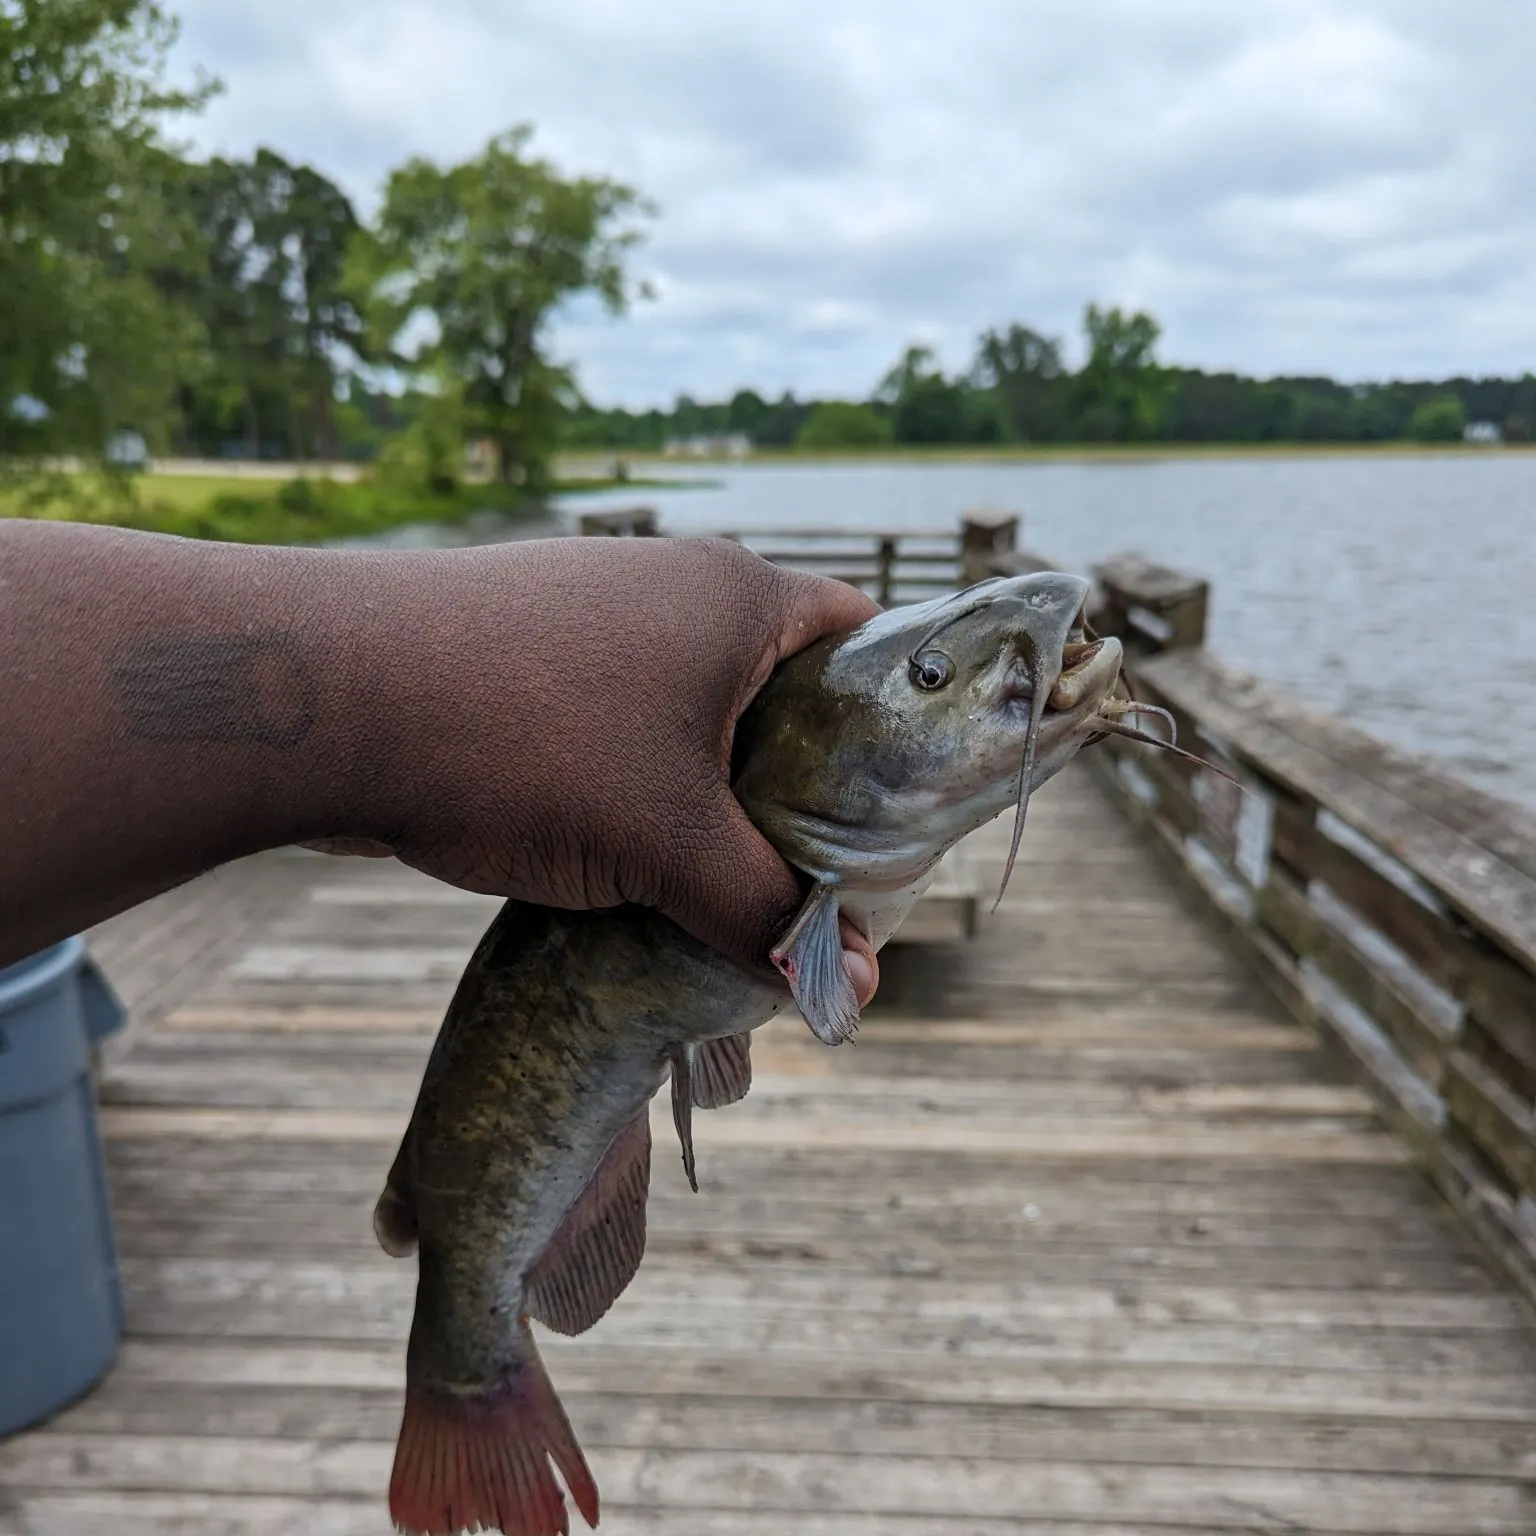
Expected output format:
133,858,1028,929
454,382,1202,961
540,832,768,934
965,514,1536,1305
719,527,960,607
577,509,960,606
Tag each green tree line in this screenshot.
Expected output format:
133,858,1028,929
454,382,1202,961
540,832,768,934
570,309,1536,451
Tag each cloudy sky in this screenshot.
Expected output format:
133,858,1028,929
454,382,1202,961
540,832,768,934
167,0,1536,407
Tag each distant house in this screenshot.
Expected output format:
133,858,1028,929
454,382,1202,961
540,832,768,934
1464,421,1502,445
662,433,752,460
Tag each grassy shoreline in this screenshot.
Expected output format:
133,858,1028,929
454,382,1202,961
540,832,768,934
0,469,679,545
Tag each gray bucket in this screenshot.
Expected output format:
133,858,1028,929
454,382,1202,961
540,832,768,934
0,938,127,1435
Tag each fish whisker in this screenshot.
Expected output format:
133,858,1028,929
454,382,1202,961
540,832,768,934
1098,697,1180,746
994,733,1036,912
995,657,1049,911
1090,712,1242,785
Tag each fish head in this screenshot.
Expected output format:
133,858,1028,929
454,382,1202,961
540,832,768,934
734,572,1124,885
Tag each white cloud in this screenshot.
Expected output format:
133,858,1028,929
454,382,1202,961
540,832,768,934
168,0,1536,404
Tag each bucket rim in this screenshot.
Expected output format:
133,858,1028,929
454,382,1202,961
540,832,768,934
0,936,87,1012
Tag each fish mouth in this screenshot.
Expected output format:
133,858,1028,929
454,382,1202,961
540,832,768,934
994,595,1122,719
996,638,1123,716
1048,638,1122,712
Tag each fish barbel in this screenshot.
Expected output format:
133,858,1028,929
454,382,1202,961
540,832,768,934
378,566,1124,1535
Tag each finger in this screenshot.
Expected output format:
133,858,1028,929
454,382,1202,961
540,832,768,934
843,948,878,1009
771,569,882,666
838,916,880,1008
659,790,808,970
724,568,884,756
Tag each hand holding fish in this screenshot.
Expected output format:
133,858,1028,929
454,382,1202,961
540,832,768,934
0,522,876,997
322,535,882,984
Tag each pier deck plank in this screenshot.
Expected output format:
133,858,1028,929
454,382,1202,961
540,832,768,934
3,763,1534,1535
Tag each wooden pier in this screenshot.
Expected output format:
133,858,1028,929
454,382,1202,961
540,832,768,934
1,517,1534,1535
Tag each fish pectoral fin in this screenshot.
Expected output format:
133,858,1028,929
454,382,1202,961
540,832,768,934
770,880,861,1046
692,1032,752,1109
525,1108,651,1337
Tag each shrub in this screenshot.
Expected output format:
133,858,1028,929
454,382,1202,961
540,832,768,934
795,401,892,449
1407,395,1467,443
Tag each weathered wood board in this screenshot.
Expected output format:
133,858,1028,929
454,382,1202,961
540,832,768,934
4,763,1533,1536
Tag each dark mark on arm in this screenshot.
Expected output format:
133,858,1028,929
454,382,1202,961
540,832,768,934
109,631,317,747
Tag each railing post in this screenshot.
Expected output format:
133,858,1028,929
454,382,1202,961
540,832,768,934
877,536,897,607
960,512,1020,585
1092,554,1209,655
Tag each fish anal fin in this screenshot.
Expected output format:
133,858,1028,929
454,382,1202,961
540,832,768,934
389,1329,598,1535
525,1109,650,1336
693,1032,752,1109
770,881,860,1046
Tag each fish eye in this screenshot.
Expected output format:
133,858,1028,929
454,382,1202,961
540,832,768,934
909,652,953,692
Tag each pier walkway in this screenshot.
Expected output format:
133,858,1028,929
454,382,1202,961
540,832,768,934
2,762,1533,1534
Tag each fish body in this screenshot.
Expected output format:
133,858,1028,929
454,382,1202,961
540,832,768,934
380,570,1124,1536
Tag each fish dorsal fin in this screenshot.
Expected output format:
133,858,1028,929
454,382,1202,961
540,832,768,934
693,1032,753,1109
770,881,860,1046
373,1135,418,1258
525,1108,651,1337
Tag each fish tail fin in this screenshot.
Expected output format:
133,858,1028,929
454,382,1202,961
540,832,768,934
389,1328,598,1536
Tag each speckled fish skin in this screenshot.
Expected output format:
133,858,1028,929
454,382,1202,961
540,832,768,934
389,899,781,1382
380,570,1124,1536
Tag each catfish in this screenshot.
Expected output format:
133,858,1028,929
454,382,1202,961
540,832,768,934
377,571,1126,1535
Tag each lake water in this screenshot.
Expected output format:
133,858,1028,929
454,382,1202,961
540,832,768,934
370,454,1536,810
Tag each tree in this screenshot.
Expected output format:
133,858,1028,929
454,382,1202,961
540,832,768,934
355,127,650,490
879,346,968,444
1072,304,1170,441
1,0,214,461
1407,395,1467,443
725,388,771,439
749,392,812,447
267,154,366,458
157,149,365,459
971,324,1063,441
1502,375,1536,443
795,401,891,449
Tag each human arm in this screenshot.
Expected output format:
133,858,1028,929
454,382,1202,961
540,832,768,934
0,521,880,995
